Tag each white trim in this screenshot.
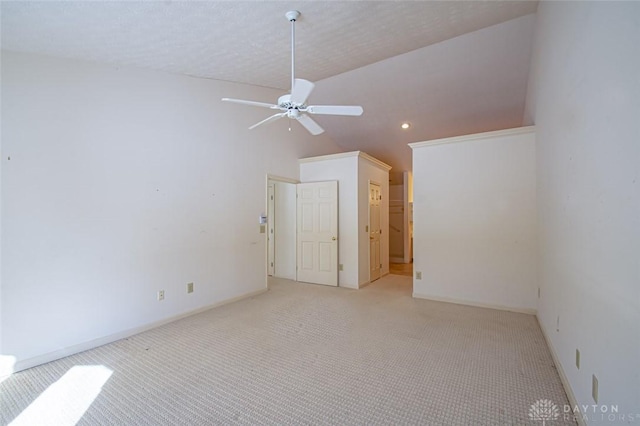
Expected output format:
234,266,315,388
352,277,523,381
299,151,358,163
300,151,392,171
339,281,358,289
7,288,268,375
412,292,537,315
266,174,299,185
359,152,392,171
536,315,585,426
408,126,536,150
358,280,372,289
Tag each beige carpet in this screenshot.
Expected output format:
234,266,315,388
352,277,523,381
1,275,574,425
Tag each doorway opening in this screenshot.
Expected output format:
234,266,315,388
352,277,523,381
389,171,413,277
266,176,298,283
266,175,339,287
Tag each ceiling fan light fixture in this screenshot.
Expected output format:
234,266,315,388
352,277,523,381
401,122,411,130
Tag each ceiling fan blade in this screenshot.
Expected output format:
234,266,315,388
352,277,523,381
305,105,364,116
297,114,324,135
290,79,315,105
249,112,287,130
222,98,279,109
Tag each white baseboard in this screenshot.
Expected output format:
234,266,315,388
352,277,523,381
8,287,268,376
412,292,537,315
536,315,585,426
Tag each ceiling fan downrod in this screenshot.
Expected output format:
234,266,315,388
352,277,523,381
220,9,362,136
286,10,300,94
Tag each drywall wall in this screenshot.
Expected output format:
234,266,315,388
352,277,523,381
274,181,296,281
299,154,359,288
524,2,640,419
357,155,390,286
0,51,343,372
411,128,537,313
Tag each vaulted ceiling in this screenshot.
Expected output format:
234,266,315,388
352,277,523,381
1,1,538,171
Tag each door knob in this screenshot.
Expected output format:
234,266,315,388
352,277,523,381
332,237,337,241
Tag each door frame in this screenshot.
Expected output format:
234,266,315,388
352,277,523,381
265,174,299,289
267,183,275,277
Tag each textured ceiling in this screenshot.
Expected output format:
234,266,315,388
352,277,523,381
312,13,537,171
1,1,538,171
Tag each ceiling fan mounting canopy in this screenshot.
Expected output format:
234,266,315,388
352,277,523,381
285,10,300,22
221,10,363,136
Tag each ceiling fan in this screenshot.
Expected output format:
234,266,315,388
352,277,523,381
221,10,363,136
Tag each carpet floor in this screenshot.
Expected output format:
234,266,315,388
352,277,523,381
1,275,574,425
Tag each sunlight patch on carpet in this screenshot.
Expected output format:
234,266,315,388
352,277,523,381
9,365,112,426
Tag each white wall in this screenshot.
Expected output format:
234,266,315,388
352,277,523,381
411,128,537,313
273,181,296,281
524,2,640,418
0,51,343,372
357,156,390,286
299,155,359,288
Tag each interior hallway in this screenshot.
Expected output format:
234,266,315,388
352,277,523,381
389,262,413,277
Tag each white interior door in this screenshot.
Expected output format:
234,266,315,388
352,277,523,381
297,181,338,286
369,182,381,282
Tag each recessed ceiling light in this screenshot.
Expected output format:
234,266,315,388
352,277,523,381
401,122,411,130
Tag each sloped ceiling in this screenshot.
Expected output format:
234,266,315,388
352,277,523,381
1,1,538,171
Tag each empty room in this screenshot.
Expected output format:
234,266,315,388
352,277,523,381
1,1,638,425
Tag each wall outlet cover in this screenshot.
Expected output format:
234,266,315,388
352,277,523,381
576,349,580,369
416,271,422,280
187,282,194,294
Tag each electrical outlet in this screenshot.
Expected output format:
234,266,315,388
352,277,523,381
576,349,580,369
556,315,560,332
592,375,598,403
339,264,344,271
157,290,165,301
187,282,194,294
416,271,422,280
538,287,541,298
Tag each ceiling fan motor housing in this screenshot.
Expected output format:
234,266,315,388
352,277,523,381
278,94,304,111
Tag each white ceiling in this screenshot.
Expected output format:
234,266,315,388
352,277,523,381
1,1,538,171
